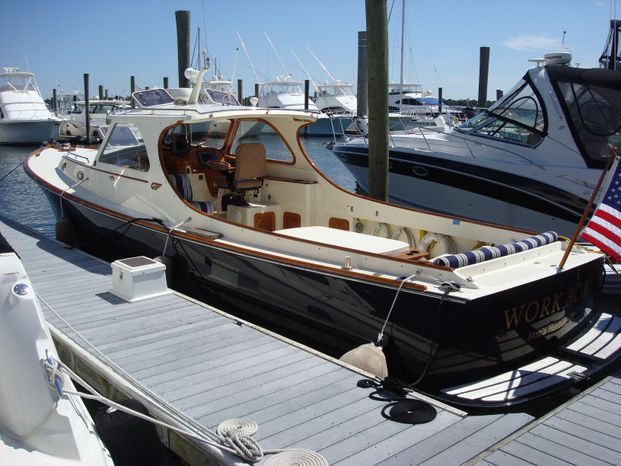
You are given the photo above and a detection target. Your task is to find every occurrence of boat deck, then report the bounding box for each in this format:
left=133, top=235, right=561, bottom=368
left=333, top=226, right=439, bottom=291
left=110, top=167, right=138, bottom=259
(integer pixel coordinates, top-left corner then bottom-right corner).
left=6, top=214, right=608, bottom=465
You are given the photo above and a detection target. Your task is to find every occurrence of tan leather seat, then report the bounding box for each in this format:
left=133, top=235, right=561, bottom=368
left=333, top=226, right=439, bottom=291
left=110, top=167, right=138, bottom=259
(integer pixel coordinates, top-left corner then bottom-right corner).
left=233, top=143, right=267, bottom=190
left=215, top=143, right=266, bottom=192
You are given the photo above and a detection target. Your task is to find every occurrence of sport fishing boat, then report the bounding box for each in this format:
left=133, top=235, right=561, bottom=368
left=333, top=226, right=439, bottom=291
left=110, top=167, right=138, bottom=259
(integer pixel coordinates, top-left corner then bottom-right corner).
left=0, top=234, right=114, bottom=465
left=25, top=68, right=621, bottom=408
left=0, top=67, right=61, bottom=145
left=332, top=57, right=621, bottom=237
left=260, top=75, right=351, bottom=136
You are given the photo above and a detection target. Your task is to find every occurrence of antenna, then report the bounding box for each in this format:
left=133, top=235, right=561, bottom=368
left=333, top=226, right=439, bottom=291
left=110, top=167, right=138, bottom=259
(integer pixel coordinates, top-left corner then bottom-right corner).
left=236, top=31, right=261, bottom=84
left=230, top=47, right=239, bottom=87
left=264, top=32, right=290, bottom=77
left=306, top=46, right=336, bottom=82
left=561, top=30, right=570, bottom=51
left=288, top=46, right=319, bottom=92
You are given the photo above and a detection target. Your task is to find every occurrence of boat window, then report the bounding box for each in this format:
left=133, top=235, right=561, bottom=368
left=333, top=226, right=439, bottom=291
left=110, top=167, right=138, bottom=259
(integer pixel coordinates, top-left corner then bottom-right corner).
left=554, top=80, right=621, bottom=165
left=456, top=82, right=545, bottom=145
left=98, top=123, right=149, bottom=171
left=187, top=119, right=231, bottom=148
left=230, top=120, right=294, bottom=162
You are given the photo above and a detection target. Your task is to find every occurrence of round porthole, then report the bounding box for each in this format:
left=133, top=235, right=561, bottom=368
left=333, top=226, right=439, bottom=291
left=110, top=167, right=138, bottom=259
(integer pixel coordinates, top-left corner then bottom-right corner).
left=77, top=171, right=85, bottom=180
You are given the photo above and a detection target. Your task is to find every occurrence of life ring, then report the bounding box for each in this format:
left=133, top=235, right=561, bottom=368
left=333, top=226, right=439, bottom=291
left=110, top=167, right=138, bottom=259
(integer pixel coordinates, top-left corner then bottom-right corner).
left=391, top=227, right=418, bottom=249
left=420, top=232, right=456, bottom=257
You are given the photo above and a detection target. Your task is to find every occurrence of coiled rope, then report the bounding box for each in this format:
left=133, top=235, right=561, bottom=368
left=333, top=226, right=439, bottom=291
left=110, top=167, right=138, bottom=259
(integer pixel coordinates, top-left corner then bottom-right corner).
left=45, top=353, right=264, bottom=462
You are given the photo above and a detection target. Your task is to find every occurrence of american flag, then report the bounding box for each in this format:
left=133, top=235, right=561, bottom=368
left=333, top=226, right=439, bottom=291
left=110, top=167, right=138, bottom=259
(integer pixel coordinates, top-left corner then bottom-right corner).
left=581, top=156, right=621, bottom=262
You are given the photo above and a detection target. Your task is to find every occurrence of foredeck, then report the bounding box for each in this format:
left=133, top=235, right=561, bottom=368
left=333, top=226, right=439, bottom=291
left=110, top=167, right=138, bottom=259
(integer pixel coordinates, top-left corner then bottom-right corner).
left=0, top=215, right=541, bottom=465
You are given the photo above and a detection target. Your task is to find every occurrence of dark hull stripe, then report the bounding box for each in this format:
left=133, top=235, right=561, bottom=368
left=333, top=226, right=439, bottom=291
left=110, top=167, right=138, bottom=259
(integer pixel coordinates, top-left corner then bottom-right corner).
left=334, top=145, right=589, bottom=224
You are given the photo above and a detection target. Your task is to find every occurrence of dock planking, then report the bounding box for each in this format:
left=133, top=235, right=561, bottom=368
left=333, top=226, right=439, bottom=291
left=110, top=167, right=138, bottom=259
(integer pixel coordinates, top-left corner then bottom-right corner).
left=473, top=368, right=621, bottom=466
left=1, top=215, right=536, bottom=465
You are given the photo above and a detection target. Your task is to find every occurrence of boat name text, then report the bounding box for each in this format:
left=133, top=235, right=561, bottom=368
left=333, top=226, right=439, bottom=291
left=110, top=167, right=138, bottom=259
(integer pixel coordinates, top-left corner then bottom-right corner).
left=503, top=277, right=595, bottom=330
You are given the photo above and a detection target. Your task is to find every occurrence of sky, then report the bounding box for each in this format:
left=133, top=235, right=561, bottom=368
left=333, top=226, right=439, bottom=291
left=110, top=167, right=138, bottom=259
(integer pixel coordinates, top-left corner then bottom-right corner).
left=1, top=0, right=618, bottom=102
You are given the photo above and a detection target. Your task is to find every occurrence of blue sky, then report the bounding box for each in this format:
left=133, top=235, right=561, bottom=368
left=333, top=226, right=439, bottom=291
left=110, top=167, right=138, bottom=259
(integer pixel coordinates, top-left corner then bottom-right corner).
left=1, top=0, right=617, bottom=101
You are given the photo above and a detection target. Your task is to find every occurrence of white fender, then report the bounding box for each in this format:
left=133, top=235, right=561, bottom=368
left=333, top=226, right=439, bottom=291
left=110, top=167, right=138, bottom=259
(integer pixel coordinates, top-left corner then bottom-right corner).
left=391, top=227, right=418, bottom=249
left=420, top=232, right=456, bottom=257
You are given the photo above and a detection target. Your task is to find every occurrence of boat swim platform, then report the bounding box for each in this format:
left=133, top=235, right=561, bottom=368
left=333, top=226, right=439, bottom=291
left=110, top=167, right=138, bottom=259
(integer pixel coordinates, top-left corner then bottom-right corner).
left=5, top=213, right=600, bottom=465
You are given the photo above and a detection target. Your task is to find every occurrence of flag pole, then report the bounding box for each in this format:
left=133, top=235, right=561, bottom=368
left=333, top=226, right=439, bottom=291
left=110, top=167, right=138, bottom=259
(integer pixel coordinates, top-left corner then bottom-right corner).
left=558, top=146, right=618, bottom=270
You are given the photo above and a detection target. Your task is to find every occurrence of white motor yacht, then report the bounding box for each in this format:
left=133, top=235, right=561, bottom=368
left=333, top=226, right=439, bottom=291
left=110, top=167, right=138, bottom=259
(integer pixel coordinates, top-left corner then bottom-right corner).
left=0, top=67, right=61, bottom=145
left=260, top=75, right=350, bottom=136
left=333, top=57, right=621, bottom=237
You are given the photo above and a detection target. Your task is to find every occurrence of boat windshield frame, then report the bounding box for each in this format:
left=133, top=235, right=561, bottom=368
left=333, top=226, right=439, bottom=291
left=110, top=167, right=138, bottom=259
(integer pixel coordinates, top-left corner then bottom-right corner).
left=454, top=75, right=547, bottom=147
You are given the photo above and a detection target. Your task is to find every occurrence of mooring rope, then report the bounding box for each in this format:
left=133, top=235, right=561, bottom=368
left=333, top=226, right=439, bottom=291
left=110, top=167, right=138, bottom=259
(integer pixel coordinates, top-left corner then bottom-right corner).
left=36, top=295, right=324, bottom=463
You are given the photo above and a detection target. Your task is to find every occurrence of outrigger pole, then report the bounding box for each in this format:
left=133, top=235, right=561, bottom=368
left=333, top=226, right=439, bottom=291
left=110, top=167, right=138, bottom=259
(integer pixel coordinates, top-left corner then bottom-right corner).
left=558, top=146, right=618, bottom=270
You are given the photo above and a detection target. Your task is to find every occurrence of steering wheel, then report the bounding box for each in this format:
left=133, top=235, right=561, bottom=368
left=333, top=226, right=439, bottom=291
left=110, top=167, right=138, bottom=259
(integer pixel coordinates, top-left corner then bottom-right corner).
left=206, top=159, right=231, bottom=171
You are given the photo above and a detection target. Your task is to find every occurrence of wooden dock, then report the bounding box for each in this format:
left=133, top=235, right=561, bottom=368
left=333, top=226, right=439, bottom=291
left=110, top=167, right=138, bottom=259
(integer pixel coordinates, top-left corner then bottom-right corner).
left=472, top=367, right=621, bottom=466
left=4, top=213, right=617, bottom=465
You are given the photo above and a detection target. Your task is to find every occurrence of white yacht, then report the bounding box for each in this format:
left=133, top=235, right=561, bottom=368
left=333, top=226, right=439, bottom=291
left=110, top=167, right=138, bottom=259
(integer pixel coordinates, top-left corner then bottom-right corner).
left=0, top=67, right=61, bottom=145
left=333, top=57, right=621, bottom=237
left=260, top=75, right=350, bottom=136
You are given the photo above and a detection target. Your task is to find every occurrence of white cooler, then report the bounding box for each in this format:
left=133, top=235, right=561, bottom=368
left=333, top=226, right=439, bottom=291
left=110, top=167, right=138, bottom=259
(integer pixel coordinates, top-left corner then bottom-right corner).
left=111, top=256, right=170, bottom=302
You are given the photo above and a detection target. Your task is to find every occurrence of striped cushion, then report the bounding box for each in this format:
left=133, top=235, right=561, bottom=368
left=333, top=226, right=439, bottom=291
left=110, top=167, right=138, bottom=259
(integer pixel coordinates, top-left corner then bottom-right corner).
left=191, top=201, right=215, bottom=214
left=432, top=231, right=558, bottom=268
left=168, top=174, right=193, bottom=200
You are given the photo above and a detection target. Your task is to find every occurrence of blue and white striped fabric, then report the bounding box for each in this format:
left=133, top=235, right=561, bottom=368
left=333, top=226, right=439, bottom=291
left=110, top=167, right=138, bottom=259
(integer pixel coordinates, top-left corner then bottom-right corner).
left=432, top=231, right=558, bottom=268
left=168, top=174, right=193, bottom=200
left=191, top=201, right=215, bottom=214
left=169, top=174, right=215, bottom=213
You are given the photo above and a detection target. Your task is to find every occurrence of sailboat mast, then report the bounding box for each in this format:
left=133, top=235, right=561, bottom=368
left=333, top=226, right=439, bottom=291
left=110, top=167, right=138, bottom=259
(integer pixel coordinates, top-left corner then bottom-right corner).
left=399, top=0, right=405, bottom=113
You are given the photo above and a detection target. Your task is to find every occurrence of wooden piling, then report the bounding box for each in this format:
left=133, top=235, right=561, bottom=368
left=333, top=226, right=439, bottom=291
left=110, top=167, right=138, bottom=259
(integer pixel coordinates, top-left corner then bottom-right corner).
left=478, top=46, right=490, bottom=108
left=84, top=73, right=90, bottom=145
left=237, top=79, right=242, bottom=104
left=175, top=10, right=191, bottom=88
left=130, top=76, right=135, bottom=108
left=98, top=85, right=104, bottom=100
left=356, top=31, right=368, bottom=118
left=163, top=77, right=169, bottom=89
left=365, top=0, right=389, bottom=202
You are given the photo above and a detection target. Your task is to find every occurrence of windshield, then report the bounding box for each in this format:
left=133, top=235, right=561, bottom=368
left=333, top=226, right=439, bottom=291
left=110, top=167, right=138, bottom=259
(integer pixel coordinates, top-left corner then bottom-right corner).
left=98, top=123, right=148, bottom=171
left=456, top=80, right=545, bottom=146
left=553, top=79, right=621, bottom=166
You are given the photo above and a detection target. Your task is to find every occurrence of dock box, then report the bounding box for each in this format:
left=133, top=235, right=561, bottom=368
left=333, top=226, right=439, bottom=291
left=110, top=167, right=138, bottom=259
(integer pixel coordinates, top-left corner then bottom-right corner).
left=111, top=256, right=169, bottom=302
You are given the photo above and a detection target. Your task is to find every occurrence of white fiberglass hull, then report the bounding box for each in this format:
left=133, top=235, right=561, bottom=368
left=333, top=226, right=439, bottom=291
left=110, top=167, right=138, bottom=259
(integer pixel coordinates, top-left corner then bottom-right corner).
left=0, top=119, right=60, bottom=145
